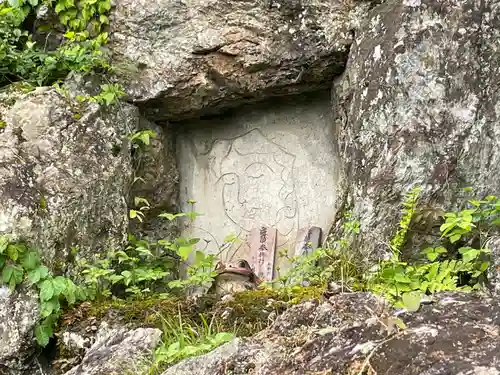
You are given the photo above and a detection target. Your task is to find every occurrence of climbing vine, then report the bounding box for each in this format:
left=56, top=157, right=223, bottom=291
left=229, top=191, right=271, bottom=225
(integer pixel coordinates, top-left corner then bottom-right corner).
left=1, top=0, right=112, bottom=88
left=0, top=235, right=86, bottom=346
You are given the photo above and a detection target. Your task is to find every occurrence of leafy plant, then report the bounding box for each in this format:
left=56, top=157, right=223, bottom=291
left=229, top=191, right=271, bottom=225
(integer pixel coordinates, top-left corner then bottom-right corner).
left=0, top=235, right=86, bottom=346
left=76, top=83, right=125, bottom=106
left=365, top=187, right=491, bottom=310
left=279, top=211, right=364, bottom=289
left=129, top=129, right=158, bottom=147
left=150, top=310, right=234, bottom=373
left=0, top=0, right=112, bottom=87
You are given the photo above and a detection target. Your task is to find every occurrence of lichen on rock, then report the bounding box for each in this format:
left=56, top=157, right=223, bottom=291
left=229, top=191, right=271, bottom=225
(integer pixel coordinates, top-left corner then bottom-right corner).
left=0, top=286, right=40, bottom=375
left=332, top=0, right=500, bottom=261
left=0, top=85, right=138, bottom=268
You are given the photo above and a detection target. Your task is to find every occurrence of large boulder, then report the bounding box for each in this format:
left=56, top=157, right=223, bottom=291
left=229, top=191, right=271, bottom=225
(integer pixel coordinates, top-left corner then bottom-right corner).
left=162, top=291, right=500, bottom=375
left=62, top=327, right=162, bottom=375
left=109, top=0, right=371, bottom=120
left=332, top=0, right=500, bottom=259
left=0, top=86, right=137, bottom=268
left=0, top=286, right=39, bottom=375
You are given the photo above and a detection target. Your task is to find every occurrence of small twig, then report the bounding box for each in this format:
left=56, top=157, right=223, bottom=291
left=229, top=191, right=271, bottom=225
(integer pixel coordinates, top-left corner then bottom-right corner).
left=356, top=332, right=403, bottom=375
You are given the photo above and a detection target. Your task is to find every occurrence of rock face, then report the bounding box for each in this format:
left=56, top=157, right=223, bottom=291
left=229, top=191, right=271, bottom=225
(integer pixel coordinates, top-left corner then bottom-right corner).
left=62, top=327, right=162, bottom=375
left=128, top=118, right=179, bottom=240
left=109, top=0, right=366, bottom=121
left=332, top=0, right=500, bottom=259
left=162, top=291, right=500, bottom=375
left=0, top=286, right=39, bottom=375
left=177, top=91, right=339, bottom=270
left=0, top=86, right=137, bottom=267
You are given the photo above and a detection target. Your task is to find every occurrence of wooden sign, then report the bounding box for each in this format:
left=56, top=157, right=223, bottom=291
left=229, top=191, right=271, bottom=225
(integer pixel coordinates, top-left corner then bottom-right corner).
left=249, top=226, right=277, bottom=281
left=294, top=226, right=322, bottom=258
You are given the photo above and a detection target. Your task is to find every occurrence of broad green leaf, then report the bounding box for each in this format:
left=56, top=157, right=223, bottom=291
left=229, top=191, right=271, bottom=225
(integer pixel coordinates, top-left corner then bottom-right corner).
left=21, top=251, right=40, bottom=270
left=0, top=237, right=8, bottom=254
left=35, top=322, right=52, bottom=347
left=2, top=265, right=23, bottom=289
left=63, top=279, right=77, bottom=305
left=402, top=292, right=421, bottom=312
left=7, top=0, right=22, bottom=7
left=394, top=273, right=412, bottom=283
left=52, top=276, right=67, bottom=296
left=55, top=2, right=66, bottom=12
left=194, top=250, right=205, bottom=265
left=178, top=246, right=192, bottom=261
left=7, top=244, right=21, bottom=261
left=28, top=265, right=49, bottom=284
left=40, top=297, right=60, bottom=318
left=108, top=274, right=124, bottom=284
left=39, top=279, right=54, bottom=302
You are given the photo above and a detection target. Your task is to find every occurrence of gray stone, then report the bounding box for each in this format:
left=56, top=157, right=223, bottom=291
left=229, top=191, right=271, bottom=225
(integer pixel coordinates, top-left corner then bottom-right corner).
left=485, top=236, right=500, bottom=296
left=294, top=226, right=322, bottom=257
left=108, top=0, right=370, bottom=120
left=162, top=291, right=500, bottom=375
left=0, top=86, right=137, bottom=267
left=63, top=327, right=162, bottom=375
left=0, top=286, right=39, bottom=375
left=332, top=0, right=500, bottom=260
left=176, top=92, right=340, bottom=274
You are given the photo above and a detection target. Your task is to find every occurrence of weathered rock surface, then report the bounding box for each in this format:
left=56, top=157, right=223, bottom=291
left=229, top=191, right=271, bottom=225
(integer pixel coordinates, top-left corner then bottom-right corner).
left=332, top=0, right=500, bottom=259
left=0, top=286, right=39, bottom=375
left=109, top=0, right=370, bottom=121
left=0, top=86, right=137, bottom=267
left=162, top=291, right=500, bottom=375
left=62, top=327, right=162, bottom=375
left=128, top=118, right=179, bottom=240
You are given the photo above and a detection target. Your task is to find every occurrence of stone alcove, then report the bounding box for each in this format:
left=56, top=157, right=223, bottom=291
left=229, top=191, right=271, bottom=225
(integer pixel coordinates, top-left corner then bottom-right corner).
left=173, top=89, right=340, bottom=277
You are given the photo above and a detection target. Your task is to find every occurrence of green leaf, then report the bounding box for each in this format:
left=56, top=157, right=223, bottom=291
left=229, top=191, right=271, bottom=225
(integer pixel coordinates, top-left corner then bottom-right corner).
left=158, top=212, right=185, bottom=221
left=394, top=273, right=412, bottom=283
left=63, top=279, right=77, bottom=305
left=0, top=237, right=8, bottom=254
left=39, top=279, right=54, bottom=302
left=35, top=322, right=52, bottom=347
left=28, top=266, right=49, bottom=285
left=40, top=297, right=60, bottom=318
left=402, top=292, right=421, bottom=312
left=2, top=265, right=23, bottom=290
left=52, top=276, right=67, bottom=296
left=194, top=250, right=206, bottom=265
left=6, top=243, right=23, bottom=261
left=21, top=251, right=40, bottom=270
left=178, top=246, right=192, bottom=261
left=0, top=256, right=4, bottom=269
left=7, top=0, right=22, bottom=7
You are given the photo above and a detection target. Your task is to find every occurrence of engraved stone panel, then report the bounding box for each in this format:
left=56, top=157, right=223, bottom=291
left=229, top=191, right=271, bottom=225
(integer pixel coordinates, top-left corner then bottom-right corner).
left=177, top=91, right=340, bottom=274
left=294, top=226, right=322, bottom=258
left=249, top=226, right=277, bottom=281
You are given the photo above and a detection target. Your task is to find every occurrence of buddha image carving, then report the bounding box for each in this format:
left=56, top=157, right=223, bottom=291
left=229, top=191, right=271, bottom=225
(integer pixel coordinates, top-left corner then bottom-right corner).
left=209, top=129, right=298, bottom=236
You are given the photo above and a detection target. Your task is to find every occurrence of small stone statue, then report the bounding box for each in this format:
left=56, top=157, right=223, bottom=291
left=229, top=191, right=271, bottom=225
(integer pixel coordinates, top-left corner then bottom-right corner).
left=208, top=259, right=262, bottom=296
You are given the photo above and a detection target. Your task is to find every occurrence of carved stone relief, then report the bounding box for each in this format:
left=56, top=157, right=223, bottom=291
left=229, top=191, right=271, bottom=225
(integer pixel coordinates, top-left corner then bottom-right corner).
left=176, top=91, right=340, bottom=274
